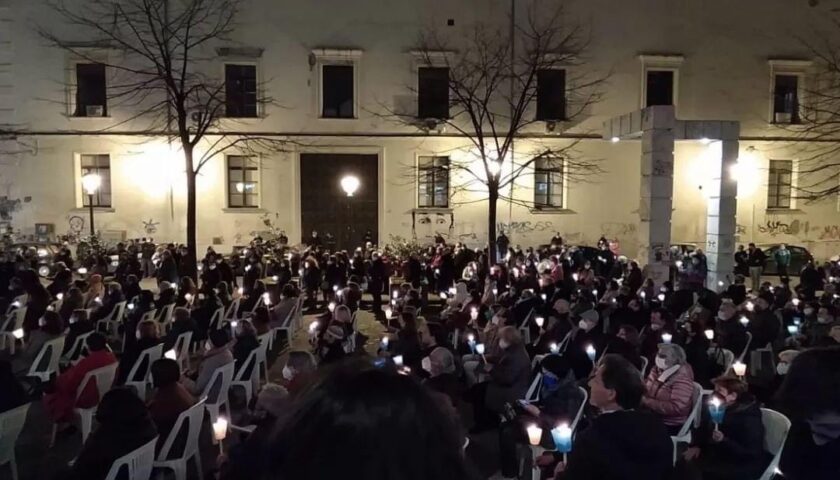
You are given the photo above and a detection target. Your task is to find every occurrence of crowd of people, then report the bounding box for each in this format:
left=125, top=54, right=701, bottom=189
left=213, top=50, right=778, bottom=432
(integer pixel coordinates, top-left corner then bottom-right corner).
left=0, top=233, right=838, bottom=480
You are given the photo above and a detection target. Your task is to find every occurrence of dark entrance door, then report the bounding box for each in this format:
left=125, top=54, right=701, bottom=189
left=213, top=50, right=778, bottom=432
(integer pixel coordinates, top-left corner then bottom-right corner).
left=300, top=153, right=378, bottom=252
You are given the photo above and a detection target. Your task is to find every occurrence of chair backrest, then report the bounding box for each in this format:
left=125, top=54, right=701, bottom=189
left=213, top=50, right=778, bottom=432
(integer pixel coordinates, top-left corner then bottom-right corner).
left=5, top=294, right=27, bottom=315
left=250, top=295, right=265, bottom=313
left=234, top=348, right=259, bottom=383
left=157, top=398, right=206, bottom=462
left=173, top=331, right=192, bottom=360
left=281, top=302, right=297, bottom=328
left=105, top=301, right=127, bottom=323
left=208, top=307, right=225, bottom=331
left=758, top=408, right=791, bottom=480
left=201, top=361, right=234, bottom=406
left=76, top=363, right=118, bottom=404
left=525, top=372, right=542, bottom=401
left=570, top=386, right=589, bottom=432
left=27, top=336, right=66, bottom=380
left=639, top=356, right=649, bottom=378
left=0, top=403, right=30, bottom=463
left=2, top=307, right=27, bottom=333
left=676, top=382, right=704, bottom=437
left=224, top=298, right=240, bottom=320
left=739, top=331, right=754, bottom=361
left=63, top=331, right=94, bottom=364
left=140, top=309, right=157, bottom=323
left=105, top=436, right=157, bottom=480
left=157, top=304, right=175, bottom=326
left=708, top=347, right=735, bottom=371
left=127, top=343, right=164, bottom=384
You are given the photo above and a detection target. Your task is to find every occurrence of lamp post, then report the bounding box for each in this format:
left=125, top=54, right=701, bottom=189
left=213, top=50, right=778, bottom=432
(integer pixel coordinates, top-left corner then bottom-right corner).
left=340, top=175, right=360, bottom=248
left=81, top=173, right=101, bottom=236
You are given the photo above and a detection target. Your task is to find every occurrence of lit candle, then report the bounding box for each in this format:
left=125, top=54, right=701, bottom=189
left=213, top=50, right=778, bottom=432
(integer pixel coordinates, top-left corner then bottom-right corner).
left=308, top=321, right=319, bottom=334
left=471, top=308, right=479, bottom=321
left=551, top=423, right=573, bottom=455
left=704, top=329, right=714, bottom=340
left=676, top=260, right=683, bottom=268
left=549, top=342, right=560, bottom=354
left=393, top=355, right=404, bottom=367
left=56, top=293, right=64, bottom=301
left=640, top=291, right=647, bottom=299
left=298, top=268, right=304, bottom=276
left=333, top=285, right=339, bottom=293
left=476, top=343, right=486, bottom=362
left=12, top=328, right=24, bottom=340
left=381, top=336, right=389, bottom=350
left=440, top=292, right=448, bottom=300
left=541, top=293, right=547, bottom=301
left=787, top=325, right=799, bottom=335
left=128, top=303, right=135, bottom=311
left=213, top=417, right=228, bottom=447
left=164, top=349, right=177, bottom=360
left=792, top=298, right=800, bottom=306
left=657, top=293, right=665, bottom=302
left=245, top=265, right=252, bottom=272
left=272, top=275, right=279, bottom=282
left=262, top=292, right=272, bottom=306
left=585, top=344, right=596, bottom=362
left=448, top=287, right=456, bottom=295
left=184, top=293, right=193, bottom=303
left=526, top=424, right=543, bottom=446
left=717, top=280, right=724, bottom=287
left=572, top=273, right=579, bottom=282
left=739, top=316, right=750, bottom=326
left=733, top=361, right=747, bottom=377
left=535, top=316, right=545, bottom=328
left=793, top=317, right=801, bottom=326
left=592, top=289, right=598, bottom=297
left=328, top=302, right=336, bottom=313
left=746, top=301, right=755, bottom=312
left=661, top=333, right=673, bottom=344
left=708, top=397, right=726, bottom=430
left=468, top=334, right=476, bottom=354
left=237, top=287, right=244, bottom=295
left=78, top=267, right=88, bottom=275
left=492, top=288, right=498, bottom=296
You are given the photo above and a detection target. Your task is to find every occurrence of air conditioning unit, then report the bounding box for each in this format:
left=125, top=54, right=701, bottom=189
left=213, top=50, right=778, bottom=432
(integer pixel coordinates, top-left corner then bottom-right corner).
left=545, top=120, right=558, bottom=133
left=421, top=118, right=446, bottom=134
left=86, top=105, right=105, bottom=117
left=774, top=112, right=792, bottom=124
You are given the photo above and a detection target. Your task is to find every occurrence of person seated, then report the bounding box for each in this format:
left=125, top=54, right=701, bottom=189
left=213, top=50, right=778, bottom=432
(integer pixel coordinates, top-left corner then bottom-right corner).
left=175, top=276, right=198, bottom=307
left=316, top=324, right=346, bottom=365
left=155, top=281, right=177, bottom=310
left=676, top=318, right=714, bottom=387
left=395, top=312, right=423, bottom=370
left=725, top=275, right=748, bottom=306
left=714, top=300, right=748, bottom=356
left=474, top=326, right=530, bottom=430
left=802, top=306, right=835, bottom=347
left=548, top=354, right=673, bottom=479
left=232, top=319, right=260, bottom=374
left=82, top=274, right=104, bottom=309
left=776, top=347, right=840, bottom=479
left=116, top=320, right=162, bottom=385
left=0, top=359, right=27, bottom=414
left=62, top=309, right=94, bottom=356
left=641, top=343, right=696, bottom=434
left=245, top=359, right=468, bottom=480
left=567, top=309, right=607, bottom=380
left=499, top=355, right=584, bottom=479
left=422, top=346, right=461, bottom=409
left=12, top=310, right=64, bottom=376
left=280, top=350, right=317, bottom=397
left=54, top=387, right=157, bottom=480
left=44, top=333, right=117, bottom=423
left=162, top=307, right=196, bottom=351
left=640, top=308, right=674, bottom=363
left=251, top=306, right=272, bottom=336
left=269, top=284, right=298, bottom=328
left=216, top=281, right=233, bottom=308
left=122, top=274, right=142, bottom=305
left=183, top=328, right=233, bottom=396
left=191, top=287, right=223, bottom=341
left=147, top=358, right=196, bottom=448
left=47, top=269, right=73, bottom=299
left=90, top=282, right=125, bottom=323
left=749, top=293, right=781, bottom=351
left=815, top=320, right=840, bottom=347
left=682, top=375, right=771, bottom=480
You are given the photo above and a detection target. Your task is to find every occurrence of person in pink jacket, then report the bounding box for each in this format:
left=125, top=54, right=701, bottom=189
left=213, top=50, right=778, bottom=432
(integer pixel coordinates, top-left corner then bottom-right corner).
left=641, top=343, right=696, bottom=434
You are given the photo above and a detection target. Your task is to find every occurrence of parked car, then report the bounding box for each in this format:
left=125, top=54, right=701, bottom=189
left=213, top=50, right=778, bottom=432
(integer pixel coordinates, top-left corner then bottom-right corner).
left=10, top=242, right=63, bottom=277
left=760, top=244, right=813, bottom=275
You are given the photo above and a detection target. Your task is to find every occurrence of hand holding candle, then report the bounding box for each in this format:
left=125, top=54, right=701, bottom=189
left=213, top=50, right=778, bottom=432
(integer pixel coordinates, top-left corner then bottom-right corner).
left=551, top=423, right=573, bottom=462
left=467, top=333, right=476, bottom=354
left=585, top=344, right=596, bottom=362
left=476, top=343, right=486, bottom=362
left=526, top=424, right=543, bottom=446
left=549, top=342, right=560, bottom=354
left=535, top=316, right=545, bottom=328
left=661, top=333, right=672, bottom=344
left=381, top=336, right=390, bottom=351
left=704, top=329, right=714, bottom=340
left=732, top=361, right=746, bottom=377
left=164, top=349, right=177, bottom=360
left=708, top=397, right=726, bottom=430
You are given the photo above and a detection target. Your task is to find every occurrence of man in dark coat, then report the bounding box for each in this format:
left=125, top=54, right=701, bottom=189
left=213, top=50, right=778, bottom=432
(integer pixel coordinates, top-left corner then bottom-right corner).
left=367, top=252, right=386, bottom=313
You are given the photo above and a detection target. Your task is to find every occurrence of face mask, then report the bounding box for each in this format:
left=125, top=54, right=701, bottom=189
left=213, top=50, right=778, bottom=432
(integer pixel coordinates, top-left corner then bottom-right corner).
left=776, top=363, right=789, bottom=375
left=421, top=357, right=432, bottom=373
left=491, top=315, right=501, bottom=326
left=136, top=330, right=142, bottom=340
left=282, top=365, right=294, bottom=381
left=650, top=323, right=662, bottom=331
left=578, top=320, right=589, bottom=331
left=817, top=316, right=831, bottom=324
left=38, top=318, right=46, bottom=328
left=209, top=264, right=216, bottom=270
left=718, top=311, right=732, bottom=321
left=542, top=373, right=560, bottom=391
left=655, top=357, right=668, bottom=370
left=499, top=340, right=510, bottom=349
left=205, top=341, right=213, bottom=352
left=804, top=308, right=814, bottom=316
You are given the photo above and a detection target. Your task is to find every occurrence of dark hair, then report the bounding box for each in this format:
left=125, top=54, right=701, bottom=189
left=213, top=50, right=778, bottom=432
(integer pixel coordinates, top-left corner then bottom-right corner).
left=712, top=375, right=748, bottom=397
left=151, top=358, right=181, bottom=388
left=95, top=387, right=151, bottom=426
left=775, top=347, right=840, bottom=419
left=209, top=328, right=230, bottom=348
left=41, top=311, right=64, bottom=335
left=253, top=307, right=270, bottom=327
left=599, top=354, right=644, bottom=410
left=174, top=307, right=190, bottom=323
left=85, top=332, right=107, bottom=352
left=265, top=359, right=467, bottom=480
left=281, top=283, right=298, bottom=298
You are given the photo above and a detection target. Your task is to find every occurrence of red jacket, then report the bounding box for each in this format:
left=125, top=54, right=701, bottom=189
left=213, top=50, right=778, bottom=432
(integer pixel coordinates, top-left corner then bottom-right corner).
left=642, top=363, right=696, bottom=427
left=44, top=350, right=117, bottom=422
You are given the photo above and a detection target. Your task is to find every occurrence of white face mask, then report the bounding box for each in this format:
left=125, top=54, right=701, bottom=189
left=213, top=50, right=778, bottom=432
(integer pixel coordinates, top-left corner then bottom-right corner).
left=499, top=340, right=510, bottom=349
left=650, top=323, right=662, bottom=331
left=776, top=363, right=789, bottom=376
left=38, top=318, right=46, bottom=328
left=804, top=308, right=814, bottom=316
left=421, top=357, right=432, bottom=373
left=655, top=357, right=669, bottom=370
left=282, top=365, right=294, bottom=381
left=136, top=330, right=142, bottom=340
left=491, top=315, right=501, bottom=326
left=817, top=316, right=831, bottom=324
left=578, top=320, right=589, bottom=331
left=205, top=341, right=213, bottom=352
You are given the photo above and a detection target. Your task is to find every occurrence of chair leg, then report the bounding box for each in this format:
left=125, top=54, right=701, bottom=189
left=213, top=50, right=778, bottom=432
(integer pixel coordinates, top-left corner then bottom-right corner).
left=79, top=412, right=93, bottom=444
left=10, top=455, right=18, bottom=480
left=49, top=422, right=58, bottom=448
left=194, top=452, right=203, bottom=480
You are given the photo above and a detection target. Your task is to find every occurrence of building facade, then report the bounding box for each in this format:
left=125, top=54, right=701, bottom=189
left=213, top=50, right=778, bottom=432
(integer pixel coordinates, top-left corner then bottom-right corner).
left=1, top=0, right=840, bottom=264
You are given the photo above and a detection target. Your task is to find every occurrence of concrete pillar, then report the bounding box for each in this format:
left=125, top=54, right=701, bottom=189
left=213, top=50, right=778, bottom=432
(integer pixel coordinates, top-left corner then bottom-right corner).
left=704, top=129, right=739, bottom=290
left=637, top=106, right=675, bottom=286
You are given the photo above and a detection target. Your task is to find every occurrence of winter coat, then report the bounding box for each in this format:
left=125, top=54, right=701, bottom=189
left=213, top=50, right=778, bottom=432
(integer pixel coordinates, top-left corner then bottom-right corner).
left=642, top=363, right=696, bottom=427
left=44, top=349, right=117, bottom=422
left=485, top=344, right=531, bottom=413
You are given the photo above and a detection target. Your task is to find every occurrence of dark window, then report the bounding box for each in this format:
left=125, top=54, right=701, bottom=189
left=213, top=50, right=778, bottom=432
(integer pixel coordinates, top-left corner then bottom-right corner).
left=418, top=156, right=449, bottom=208
left=773, top=75, right=799, bottom=123
left=80, top=154, right=112, bottom=207
left=227, top=156, right=260, bottom=208
left=75, top=64, right=107, bottom=117
left=534, top=157, right=564, bottom=208
left=767, top=160, right=793, bottom=209
left=225, top=64, right=258, bottom=118
left=418, top=67, right=449, bottom=119
left=646, top=70, right=674, bottom=107
left=536, top=69, right=567, bottom=120
left=322, top=65, right=354, bottom=118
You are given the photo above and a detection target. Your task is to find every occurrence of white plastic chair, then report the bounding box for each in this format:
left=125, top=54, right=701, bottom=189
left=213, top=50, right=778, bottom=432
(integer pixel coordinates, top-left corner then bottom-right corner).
left=274, top=302, right=298, bottom=350
left=156, top=304, right=175, bottom=333
left=105, top=437, right=157, bottom=480
left=172, top=331, right=193, bottom=373
left=256, top=333, right=271, bottom=382
left=739, top=331, right=754, bottom=362
left=224, top=298, right=240, bottom=322
left=524, top=372, right=543, bottom=402
left=758, top=408, right=791, bottom=480
left=126, top=343, right=164, bottom=400
left=670, top=382, right=704, bottom=465
left=0, top=403, right=30, bottom=480
left=0, top=307, right=27, bottom=354
left=232, top=349, right=260, bottom=406
left=26, top=336, right=66, bottom=383
left=153, top=398, right=205, bottom=480
left=293, top=296, right=304, bottom=330
left=518, top=308, right=535, bottom=344
left=524, top=387, right=589, bottom=480
left=201, top=361, right=234, bottom=426
left=50, top=363, right=118, bottom=446
left=61, top=331, right=94, bottom=367
left=639, top=356, right=649, bottom=379
left=708, top=347, right=735, bottom=372
left=207, top=307, right=225, bottom=332
left=96, top=301, right=127, bottom=339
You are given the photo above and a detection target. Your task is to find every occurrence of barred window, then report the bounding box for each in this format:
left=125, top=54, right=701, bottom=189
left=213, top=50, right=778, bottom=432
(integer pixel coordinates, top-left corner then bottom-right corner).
left=80, top=154, right=112, bottom=207
left=418, top=156, right=449, bottom=208
left=227, top=155, right=260, bottom=208
left=534, top=157, right=564, bottom=208
left=767, top=160, right=792, bottom=209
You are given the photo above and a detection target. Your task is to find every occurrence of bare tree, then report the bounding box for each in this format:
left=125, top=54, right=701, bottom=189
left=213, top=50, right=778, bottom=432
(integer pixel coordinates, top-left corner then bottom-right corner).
left=380, top=5, right=606, bottom=263
left=39, top=0, right=290, bottom=279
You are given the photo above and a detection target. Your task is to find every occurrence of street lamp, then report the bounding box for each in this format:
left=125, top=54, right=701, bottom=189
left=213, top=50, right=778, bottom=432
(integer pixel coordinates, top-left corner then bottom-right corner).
left=81, top=173, right=101, bottom=236
left=340, top=175, right=360, bottom=249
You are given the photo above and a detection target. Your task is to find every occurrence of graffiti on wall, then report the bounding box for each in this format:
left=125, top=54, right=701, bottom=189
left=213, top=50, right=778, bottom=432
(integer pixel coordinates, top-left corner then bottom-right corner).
left=735, top=224, right=747, bottom=235
left=819, top=225, right=840, bottom=240
left=600, top=222, right=637, bottom=238
left=497, top=221, right=554, bottom=235
left=757, top=219, right=810, bottom=237
left=142, top=218, right=159, bottom=235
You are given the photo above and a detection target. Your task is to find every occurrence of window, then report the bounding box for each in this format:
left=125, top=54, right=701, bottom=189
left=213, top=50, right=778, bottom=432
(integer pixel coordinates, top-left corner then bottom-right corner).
left=767, top=160, right=793, bottom=209
left=80, top=154, right=112, bottom=207
left=74, top=64, right=107, bottom=117
left=225, top=64, right=258, bottom=118
left=418, top=156, right=449, bottom=208
left=227, top=155, right=260, bottom=208
left=322, top=65, right=355, bottom=118
left=536, top=69, right=567, bottom=121
left=418, top=67, right=449, bottom=119
left=773, top=75, right=799, bottom=124
left=645, top=70, right=674, bottom=106
left=534, top=157, right=564, bottom=208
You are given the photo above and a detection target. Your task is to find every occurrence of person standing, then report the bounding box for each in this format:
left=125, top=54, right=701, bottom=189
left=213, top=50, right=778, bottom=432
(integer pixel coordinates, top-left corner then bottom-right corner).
left=368, top=251, right=386, bottom=313
left=746, top=243, right=766, bottom=292
left=774, top=244, right=791, bottom=281
left=496, top=231, right=510, bottom=261
left=734, top=245, right=748, bottom=277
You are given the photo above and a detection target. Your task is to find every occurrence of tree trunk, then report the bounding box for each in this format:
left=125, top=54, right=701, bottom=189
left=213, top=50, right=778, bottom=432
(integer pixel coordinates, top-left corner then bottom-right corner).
left=184, top=147, right=198, bottom=281
left=488, top=184, right=498, bottom=269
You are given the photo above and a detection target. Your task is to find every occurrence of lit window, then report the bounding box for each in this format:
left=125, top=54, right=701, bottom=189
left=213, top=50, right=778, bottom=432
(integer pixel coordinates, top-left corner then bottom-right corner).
left=767, top=160, right=793, bottom=209
left=75, top=64, right=107, bottom=117
left=80, top=154, right=111, bottom=207
left=418, top=156, right=449, bottom=208
left=227, top=155, right=260, bottom=208
left=534, top=157, right=564, bottom=208
left=225, top=64, right=258, bottom=118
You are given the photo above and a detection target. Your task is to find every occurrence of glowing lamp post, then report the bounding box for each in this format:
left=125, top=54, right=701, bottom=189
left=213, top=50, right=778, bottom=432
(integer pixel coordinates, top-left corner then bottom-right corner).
left=340, top=175, right=361, bottom=249
left=81, top=173, right=101, bottom=236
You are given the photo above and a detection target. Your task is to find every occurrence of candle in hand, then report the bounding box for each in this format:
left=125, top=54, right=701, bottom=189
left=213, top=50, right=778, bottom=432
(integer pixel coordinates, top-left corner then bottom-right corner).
left=708, top=397, right=726, bottom=429
left=213, top=417, right=228, bottom=441
left=393, top=355, right=404, bottom=367
left=308, top=321, right=319, bottom=334
left=526, top=424, right=543, bottom=446
left=787, top=325, right=799, bottom=335
left=164, top=349, right=177, bottom=360
left=12, top=328, right=24, bottom=340
left=704, top=329, right=714, bottom=340
left=535, top=316, right=545, bottom=328
left=475, top=343, right=485, bottom=355
left=551, top=423, right=573, bottom=453
left=658, top=293, right=665, bottom=302
left=733, top=361, right=747, bottom=377
left=746, top=301, right=754, bottom=312
left=549, top=342, right=560, bottom=354
left=739, top=316, right=749, bottom=326
left=381, top=336, right=390, bottom=350
left=661, top=333, right=672, bottom=344
left=328, top=302, right=336, bottom=313
left=585, top=344, right=596, bottom=362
